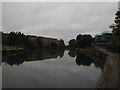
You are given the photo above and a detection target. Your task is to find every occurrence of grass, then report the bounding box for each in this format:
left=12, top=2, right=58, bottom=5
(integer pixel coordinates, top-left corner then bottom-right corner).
left=2, top=46, right=24, bottom=50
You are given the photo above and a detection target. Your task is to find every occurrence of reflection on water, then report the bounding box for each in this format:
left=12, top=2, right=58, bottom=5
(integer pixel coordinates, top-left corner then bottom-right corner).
left=2, top=49, right=107, bottom=88
left=68, top=50, right=106, bottom=71
left=0, top=66, right=1, bottom=90
left=2, top=49, right=65, bottom=66
left=3, top=49, right=106, bottom=71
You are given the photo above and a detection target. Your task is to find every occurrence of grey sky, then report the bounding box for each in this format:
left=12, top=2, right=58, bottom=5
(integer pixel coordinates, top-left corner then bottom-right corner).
left=2, top=2, right=118, bottom=45
left=0, top=2, right=1, bottom=31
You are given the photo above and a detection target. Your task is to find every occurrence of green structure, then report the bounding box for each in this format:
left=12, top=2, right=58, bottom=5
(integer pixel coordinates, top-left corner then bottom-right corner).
left=92, top=32, right=112, bottom=46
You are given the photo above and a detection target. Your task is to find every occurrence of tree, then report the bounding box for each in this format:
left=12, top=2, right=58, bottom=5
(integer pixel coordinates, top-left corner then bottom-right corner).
left=76, top=34, right=82, bottom=41
left=76, top=34, right=83, bottom=48
left=83, top=34, right=93, bottom=46
left=69, top=39, right=77, bottom=47
left=8, top=31, right=17, bottom=46
left=59, top=39, right=65, bottom=47
left=36, top=37, right=44, bottom=48
left=109, top=10, right=120, bottom=51
left=76, top=34, right=92, bottom=48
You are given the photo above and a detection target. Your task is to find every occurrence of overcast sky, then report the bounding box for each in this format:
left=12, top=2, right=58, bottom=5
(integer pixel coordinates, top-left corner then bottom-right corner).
left=0, top=2, right=1, bottom=31
left=2, top=2, right=118, bottom=45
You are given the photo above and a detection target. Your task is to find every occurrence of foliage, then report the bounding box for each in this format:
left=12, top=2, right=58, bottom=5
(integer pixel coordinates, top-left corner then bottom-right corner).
left=69, top=39, right=77, bottom=48
left=109, top=11, right=120, bottom=51
left=68, top=34, right=93, bottom=48
left=2, top=31, right=65, bottom=50
left=76, top=34, right=92, bottom=48
left=59, top=39, right=65, bottom=47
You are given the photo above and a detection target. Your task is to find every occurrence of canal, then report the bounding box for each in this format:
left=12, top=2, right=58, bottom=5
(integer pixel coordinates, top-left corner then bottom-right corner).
left=2, top=50, right=106, bottom=88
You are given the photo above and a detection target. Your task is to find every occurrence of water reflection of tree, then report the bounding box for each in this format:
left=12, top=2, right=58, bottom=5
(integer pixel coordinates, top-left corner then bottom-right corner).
left=2, top=49, right=65, bottom=66
left=75, top=52, right=93, bottom=66
left=2, top=49, right=106, bottom=71
left=68, top=50, right=106, bottom=71
left=68, top=50, right=77, bottom=57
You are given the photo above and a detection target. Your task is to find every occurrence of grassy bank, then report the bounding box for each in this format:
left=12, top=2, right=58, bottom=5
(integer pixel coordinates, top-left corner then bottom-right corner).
left=2, top=46, right=24, bottom=51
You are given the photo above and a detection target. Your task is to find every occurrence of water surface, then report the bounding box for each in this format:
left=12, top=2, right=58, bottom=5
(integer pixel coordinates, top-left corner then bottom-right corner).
left=2, top=50, right=106, bottom=88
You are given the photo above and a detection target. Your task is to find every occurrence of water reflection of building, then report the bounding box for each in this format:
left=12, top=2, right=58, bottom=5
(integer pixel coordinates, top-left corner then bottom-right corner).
left=2, top=50, right=65, bottom=66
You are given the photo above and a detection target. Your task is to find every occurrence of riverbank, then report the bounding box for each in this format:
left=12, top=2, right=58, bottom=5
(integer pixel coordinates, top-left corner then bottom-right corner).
left=96, top=50, right=119, bottom=88
left=2, top=46, right=119, bottom=88
left=2, top=46, right=24, bottom=51
left=2, top=46, right=25, bottom=56
left=75, top=46, right=119, bottom=88
left=2, top=48, right=24, bottom=52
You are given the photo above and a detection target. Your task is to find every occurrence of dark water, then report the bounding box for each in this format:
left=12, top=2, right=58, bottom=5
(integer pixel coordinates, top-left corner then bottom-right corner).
left=2, top=49, right=106, bottom=88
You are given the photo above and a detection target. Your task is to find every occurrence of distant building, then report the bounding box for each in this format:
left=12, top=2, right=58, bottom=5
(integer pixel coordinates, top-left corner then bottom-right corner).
left=92, top=32, right=112, bottom=46
left=27, top=35, right=60, bottom=47
left=41, top=37, right=60, bottom=46
left=2, top=32, right=61, bottom=47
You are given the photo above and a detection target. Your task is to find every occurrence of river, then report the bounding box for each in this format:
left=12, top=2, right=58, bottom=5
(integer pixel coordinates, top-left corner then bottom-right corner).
left=2, top=49, right=106, bottom=88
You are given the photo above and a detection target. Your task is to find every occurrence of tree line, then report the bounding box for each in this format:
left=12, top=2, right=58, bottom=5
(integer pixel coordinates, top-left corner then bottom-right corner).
left=2, top=32, right=30, bottom=48
left=68, top=10, right=120, bottom=52
left=2, top=31, right=65, bottom=50
left=109, top=10, right=120, bottom=52
left=68, top=34, right=93, bottom=49
left=2, top=10, right=119, bottom=52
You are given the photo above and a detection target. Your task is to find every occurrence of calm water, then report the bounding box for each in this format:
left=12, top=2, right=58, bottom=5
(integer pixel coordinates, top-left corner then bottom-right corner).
left=2, top=49, right=106, bottom=88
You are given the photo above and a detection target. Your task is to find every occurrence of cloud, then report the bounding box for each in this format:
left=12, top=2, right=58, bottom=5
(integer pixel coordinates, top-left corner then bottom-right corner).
left=0, top=2, right=2, bottom=31
left=2, top=2, right=118, bottom=44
